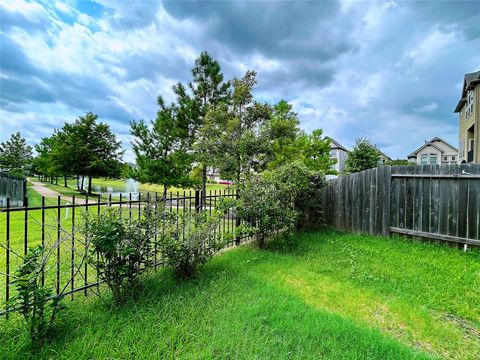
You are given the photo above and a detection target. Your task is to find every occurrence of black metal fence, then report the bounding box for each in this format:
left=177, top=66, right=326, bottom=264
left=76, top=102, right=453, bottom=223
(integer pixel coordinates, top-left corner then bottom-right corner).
left=0, top=189, right=246, bottom=317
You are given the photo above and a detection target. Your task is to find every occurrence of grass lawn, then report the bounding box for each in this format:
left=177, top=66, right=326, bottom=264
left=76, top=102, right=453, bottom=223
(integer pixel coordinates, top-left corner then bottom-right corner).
left=1, top=230, right=479, bottom=359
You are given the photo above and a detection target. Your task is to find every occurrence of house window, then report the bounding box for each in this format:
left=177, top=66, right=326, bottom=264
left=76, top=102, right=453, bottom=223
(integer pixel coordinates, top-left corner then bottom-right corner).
left=443, top=156, right=448, bottom=162
left=330, top=149, right=336, bottom=158
left=420, top=154, right=428, bottom=165
left=466, top=89, right=474, bottom=119
left=429, top=154, right=437, bottom=165
left=460, top=139, right=465, bottom=158
left=451, top=156, right=456, bottom=161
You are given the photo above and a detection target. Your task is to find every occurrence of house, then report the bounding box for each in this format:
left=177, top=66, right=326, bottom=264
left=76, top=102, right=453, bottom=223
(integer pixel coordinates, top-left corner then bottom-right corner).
left=375, top=146, right=391, bottom=165
left=327, top=137, right=349, bottom=174
left=454, top=70, right=480, bottom=163
left=407, top=137, right=458, bottom=165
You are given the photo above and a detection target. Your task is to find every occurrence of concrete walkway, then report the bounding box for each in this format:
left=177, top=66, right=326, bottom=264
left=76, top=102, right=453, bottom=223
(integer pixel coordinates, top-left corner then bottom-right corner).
left=29, top=179, right=92, bottom=204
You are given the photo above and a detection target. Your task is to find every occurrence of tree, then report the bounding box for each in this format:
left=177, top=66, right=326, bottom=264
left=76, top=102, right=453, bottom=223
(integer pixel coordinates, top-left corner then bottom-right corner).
left=0, top=132, right=32, bottom=175
left=55, top=113, right=124, bottom=194
left=385, top=159, right=410, bottom=166
left=198, top=71, right=272, bottom=183
left=176, top=52, right=230, bottom=199
left=299, top=129, right=336, bottom=174
left=33, top=135, right=60, bottom=182
left=131, top=98, right=193, bottom=198
left=264, top=100, right=303, bottom=169
left=345, top=137, right=380, bottom=173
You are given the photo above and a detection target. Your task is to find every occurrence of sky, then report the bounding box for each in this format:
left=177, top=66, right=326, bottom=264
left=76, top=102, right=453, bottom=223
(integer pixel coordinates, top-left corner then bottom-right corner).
left=1, top=0, right=479, bottom=162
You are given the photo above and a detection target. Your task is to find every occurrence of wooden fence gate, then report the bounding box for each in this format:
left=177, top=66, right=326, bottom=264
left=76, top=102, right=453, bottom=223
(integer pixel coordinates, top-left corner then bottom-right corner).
left=320, top=164, right=480, bottom=246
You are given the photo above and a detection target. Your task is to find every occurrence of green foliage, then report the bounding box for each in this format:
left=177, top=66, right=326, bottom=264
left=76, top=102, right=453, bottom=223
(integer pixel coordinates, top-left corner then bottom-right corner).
left=199, top=71, right=273, bottom=182
left=345, top=137, right=381, bottom=173
left=34, top=113, right=124, bottom=193
left=237, top=162, right=326, bottom=248
left=160, top=204, right=234, bottom=279
left=264, top=100, right=303, bottom=169
left=298, top=129, right=336, bottom=173
left=386, top=159, right=410, bottom=166
left=0, top=132, right=33, bottom=175
left=265, top=161, right=327, bottom=229
left=83, top=203, right=160, bottom=304
left=9, top=245, right=64, bottom=347
left=131, top=99, right=194, bottom=196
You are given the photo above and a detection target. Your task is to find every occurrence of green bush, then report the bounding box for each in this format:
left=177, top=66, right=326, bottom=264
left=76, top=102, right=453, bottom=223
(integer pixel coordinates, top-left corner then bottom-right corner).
left=9, top=245, right=64, bottom=347
left=237, top=162, right=326, bottom=247
left=82, top=202, right=161, bottom=304
left=160, top=202, right=234, bottom=279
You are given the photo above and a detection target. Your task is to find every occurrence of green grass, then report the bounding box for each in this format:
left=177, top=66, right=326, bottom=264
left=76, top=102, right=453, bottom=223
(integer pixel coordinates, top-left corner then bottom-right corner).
left=1, top=230, right=479, bottom=359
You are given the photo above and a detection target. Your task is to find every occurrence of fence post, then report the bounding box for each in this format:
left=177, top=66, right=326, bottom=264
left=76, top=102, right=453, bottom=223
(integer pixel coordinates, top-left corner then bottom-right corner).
left=383, top=165, right=392, bottom=237
left=194, top=189, right=201, bottom=212
left=235, top=189, right=241, bottom=245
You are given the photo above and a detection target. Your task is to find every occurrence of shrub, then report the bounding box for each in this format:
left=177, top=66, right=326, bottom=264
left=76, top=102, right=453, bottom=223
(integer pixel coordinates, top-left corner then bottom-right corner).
left=9, top=245, right=64, bottom=347
left=83, top=201, right=161, bottom=304
left=160, top=202, right=234, bottom=279
left=237, top=162, right=326, bottom=247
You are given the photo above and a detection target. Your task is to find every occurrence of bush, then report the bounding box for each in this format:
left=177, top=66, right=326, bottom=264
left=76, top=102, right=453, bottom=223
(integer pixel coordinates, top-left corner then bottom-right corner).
left=160, top=201, right=234, bottom=279
left=237, top=162, right=326, bottom=247
left=82, top=201, right=161, bottom=304
left=9, top=245, right=64, bottom=347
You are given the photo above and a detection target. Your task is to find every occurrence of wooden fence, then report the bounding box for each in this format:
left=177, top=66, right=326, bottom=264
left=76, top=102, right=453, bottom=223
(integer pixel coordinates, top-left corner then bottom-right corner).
left=320, top=164, right=480, bottom=246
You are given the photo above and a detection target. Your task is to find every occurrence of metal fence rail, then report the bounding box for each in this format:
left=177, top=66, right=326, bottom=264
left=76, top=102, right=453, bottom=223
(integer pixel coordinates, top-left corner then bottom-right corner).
left=0, top=189, right=245, bottom=317
left=321, top=164, right=480, bottom=246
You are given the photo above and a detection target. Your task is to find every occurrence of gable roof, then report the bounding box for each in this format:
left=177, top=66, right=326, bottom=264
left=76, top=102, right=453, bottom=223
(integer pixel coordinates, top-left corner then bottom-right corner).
left=374, top=146, right=391, bottom=161
left=408, top=137, right=458, bottom=157
left=326, top=137, right=349, bottom=152
left=454, top=71, right=480, bottom=113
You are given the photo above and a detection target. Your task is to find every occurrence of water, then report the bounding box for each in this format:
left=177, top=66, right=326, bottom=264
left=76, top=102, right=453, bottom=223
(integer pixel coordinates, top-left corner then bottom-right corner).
left=83, top=178, right=141, bottom=200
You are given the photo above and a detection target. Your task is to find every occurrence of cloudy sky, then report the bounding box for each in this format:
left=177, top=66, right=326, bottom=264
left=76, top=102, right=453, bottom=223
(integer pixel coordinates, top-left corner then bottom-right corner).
left=1, top=0, right=479, bottom=162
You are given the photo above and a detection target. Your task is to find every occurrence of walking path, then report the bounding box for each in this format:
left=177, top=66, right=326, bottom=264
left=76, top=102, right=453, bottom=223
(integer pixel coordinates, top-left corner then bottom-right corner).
left=29, top=180, right=92, bottom=204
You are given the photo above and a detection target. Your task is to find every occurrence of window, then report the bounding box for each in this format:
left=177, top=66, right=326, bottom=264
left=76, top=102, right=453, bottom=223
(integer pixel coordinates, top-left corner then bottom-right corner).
left=460, top=139, right=465, bottom=158
left=420, top=154, right=428, bottom=165
left=466, top=89, right=474, bottom=119
left=429, top=154, right=437, bottom=165
left=330, top=149, right=336, bottom=158
left=451, top=156, right=456, bottom=161
left=443, top=156, right=448, bottom=162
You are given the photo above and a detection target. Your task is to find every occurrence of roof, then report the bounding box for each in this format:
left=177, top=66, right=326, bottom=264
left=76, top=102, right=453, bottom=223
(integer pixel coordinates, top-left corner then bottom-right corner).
left=407, top=137, right=458, bottom=157
left=326, top=137, right=349, bottom=152
left=375, top=146, right=391, bottom=161
left=454, top=71, right=480, bottom=113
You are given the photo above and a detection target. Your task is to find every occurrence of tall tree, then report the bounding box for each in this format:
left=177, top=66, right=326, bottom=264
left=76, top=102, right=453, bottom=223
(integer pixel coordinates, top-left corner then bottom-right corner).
left=299, top=129, right=336, bottom=174
left=33, top=135, right=60, bottom=182
left=175, top=52, right=230, bottom=198
left=131, top=98, right=193, bottom=198
left=0, top=132, right=33, bottom=175
left=55, top=112, right=124, bottom=194
left=264, top=100, right=303, bottom=169
left=345, top=137, right=380, bottom=173
left=198, top=71, right=272, bottom=183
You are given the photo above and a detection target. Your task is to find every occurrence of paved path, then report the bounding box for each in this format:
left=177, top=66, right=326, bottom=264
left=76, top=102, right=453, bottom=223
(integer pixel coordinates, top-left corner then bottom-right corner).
left=29, top=180, right=92, bottom=204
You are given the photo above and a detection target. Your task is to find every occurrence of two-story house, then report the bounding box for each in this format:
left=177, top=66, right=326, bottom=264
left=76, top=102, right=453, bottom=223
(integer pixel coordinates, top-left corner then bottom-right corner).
left=454, top=71, right=480, bottom=163
left=327, top=137, right=349, bottom=174
left=407, top=137, right=458, bottom=165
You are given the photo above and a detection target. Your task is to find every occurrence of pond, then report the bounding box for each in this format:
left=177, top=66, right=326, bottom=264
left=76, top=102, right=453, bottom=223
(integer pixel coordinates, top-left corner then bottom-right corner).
left=82, top=178, right=141, bottom=200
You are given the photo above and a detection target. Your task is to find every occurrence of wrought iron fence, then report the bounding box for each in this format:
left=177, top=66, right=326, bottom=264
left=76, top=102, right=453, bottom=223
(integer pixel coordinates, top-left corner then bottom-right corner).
left=0, top=189, right=246, bottom=317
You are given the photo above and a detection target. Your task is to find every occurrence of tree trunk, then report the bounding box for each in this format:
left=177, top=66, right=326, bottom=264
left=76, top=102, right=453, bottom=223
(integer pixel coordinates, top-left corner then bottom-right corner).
left=81, top=176, right=85, bottom=192
left=88, top=176, right=92, bottom=194
left=64, top=175, right=67, bottom=187
left=201, top=164, right=207, bottom=207
left=163, top=185, right=168, bottom=200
